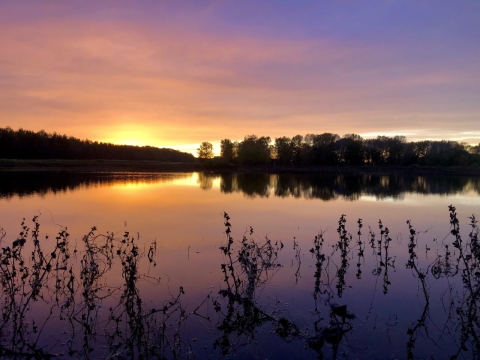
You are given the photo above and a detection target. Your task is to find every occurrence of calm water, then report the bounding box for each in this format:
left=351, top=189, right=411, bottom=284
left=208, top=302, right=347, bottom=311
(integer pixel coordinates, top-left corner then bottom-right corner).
left=0, top=171, right=479, bottom=359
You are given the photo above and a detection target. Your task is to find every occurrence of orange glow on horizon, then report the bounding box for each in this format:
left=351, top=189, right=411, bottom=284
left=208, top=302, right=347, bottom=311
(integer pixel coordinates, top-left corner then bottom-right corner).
left=0, top=3, right=479, bottom=147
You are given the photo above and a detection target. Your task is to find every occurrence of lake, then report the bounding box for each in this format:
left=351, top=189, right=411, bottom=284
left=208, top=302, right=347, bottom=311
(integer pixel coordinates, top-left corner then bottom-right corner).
left=0, top=171, right=479, bottom=359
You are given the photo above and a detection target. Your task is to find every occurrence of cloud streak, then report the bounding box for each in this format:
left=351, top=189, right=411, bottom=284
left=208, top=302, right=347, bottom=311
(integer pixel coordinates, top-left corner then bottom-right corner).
left=0, top=1, right=479, bottom=151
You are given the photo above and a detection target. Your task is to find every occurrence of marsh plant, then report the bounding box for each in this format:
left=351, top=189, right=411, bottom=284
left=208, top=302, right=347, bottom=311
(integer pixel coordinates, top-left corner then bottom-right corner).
left=0, top=206, right=479, bottom=359
left=0, top=218, right=186, bottom=359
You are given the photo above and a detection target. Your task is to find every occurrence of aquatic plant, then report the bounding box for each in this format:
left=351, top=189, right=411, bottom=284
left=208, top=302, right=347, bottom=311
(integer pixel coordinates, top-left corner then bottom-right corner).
left=0, top=206, right=478, bottom=359
left=0, top=218, right=185, bottom=359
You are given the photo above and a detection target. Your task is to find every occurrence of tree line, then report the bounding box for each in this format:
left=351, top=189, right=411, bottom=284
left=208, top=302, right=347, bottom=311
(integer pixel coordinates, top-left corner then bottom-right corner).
left=0, top=127, right=195, bottom=162
left=198, top=134, right=480, bottom=167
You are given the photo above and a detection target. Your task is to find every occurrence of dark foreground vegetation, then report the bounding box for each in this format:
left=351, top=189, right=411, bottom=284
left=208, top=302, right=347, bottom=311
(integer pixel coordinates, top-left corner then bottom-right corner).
left=0, top=206, right=479, bottom=359
left=0, top=127, right=195, bottom=163
left=209, top=134, right=480, bottom=168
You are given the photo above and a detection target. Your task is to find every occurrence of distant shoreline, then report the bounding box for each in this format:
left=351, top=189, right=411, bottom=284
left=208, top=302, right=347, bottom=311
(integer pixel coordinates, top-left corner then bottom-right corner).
left=225, top=165, right=480, bottom=176
left=0, top=159, right=202, bottom=172
left=1, top=159, right=480, bottom=176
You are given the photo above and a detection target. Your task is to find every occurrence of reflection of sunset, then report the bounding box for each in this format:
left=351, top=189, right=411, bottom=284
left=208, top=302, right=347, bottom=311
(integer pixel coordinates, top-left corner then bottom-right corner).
left=110, top=181, right=157, bottom=192
left=110, top=173, right=207, bottom=189
left=171, top=173, right=199, bottom=187
left=2, top=172, right=478, bottom=254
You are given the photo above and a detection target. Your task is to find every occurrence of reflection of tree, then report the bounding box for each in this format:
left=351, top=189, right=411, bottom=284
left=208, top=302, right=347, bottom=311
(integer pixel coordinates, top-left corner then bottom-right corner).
left=213, top=173, right=480, bottom=201
left=3, top=172, right=478, bottom=201
left=220, top=172, right=236, bottom=193
left=235, top=174, right=271, bottom=197
left=274, top=175, right=304, bottom=198
left=196, top=172, right=215, bottom=190
left=0, top=172, right=188, bottom=199
left=275, top=175, right=338, bottom=200
left=218, top=173, right=272, bottom=197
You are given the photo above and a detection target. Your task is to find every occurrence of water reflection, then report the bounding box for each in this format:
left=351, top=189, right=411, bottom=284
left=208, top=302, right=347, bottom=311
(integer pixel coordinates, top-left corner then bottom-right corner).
left=216, top=173, right=480, bottom=200
left=0, top=171, right=187, bottom=199
left=210, top=208, right=480, bottom=359
left=1, top=203, right=480, bottom=358
left=2, top=171, right=479, bottom=201
left=218, top=173, right=272, bottom=198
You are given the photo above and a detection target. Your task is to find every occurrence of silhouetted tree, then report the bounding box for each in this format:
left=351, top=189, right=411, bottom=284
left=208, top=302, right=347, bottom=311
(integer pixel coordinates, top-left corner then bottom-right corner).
left=0, top=127, right=195, bottom=162
left=422, top=141, right=469, bottom=166
left=472, top=144, right=480, bottom=155
left=336, top=134, right=364, bottom=165
left=237, top=135, right=271, bottom=165
left=197, top=142, right=214, bottom=160
left=220, top=139, right=235, bottom=163
left=364, top=139, right=383, bottom=166
left=275, top=136, right=294, bottom=165
left=412, top=141, right=431, bottom=165
left=3, top=127, right=476, bottom=168
left=386, top=136, right=407, bottom=165
left=309, top=133, right=340, bottom=165
left=291, top=135, right=307, bottom=165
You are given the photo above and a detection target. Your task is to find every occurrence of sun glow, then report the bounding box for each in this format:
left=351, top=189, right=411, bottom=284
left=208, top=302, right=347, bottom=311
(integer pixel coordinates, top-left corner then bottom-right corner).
left=170, top=143, right=221, bottom=157
left=1, top=3, right=479, bottom=150
left=98, top=122, right=169, bottom=148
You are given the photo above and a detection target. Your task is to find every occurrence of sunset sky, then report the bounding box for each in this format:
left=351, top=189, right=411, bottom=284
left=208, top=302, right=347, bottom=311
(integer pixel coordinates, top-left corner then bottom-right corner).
left=1, top=1, right=479, bottom=155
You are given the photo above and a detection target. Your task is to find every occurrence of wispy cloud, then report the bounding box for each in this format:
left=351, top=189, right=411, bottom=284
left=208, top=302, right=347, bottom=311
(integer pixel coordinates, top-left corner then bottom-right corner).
left=0, top=1, right=479, bottom=151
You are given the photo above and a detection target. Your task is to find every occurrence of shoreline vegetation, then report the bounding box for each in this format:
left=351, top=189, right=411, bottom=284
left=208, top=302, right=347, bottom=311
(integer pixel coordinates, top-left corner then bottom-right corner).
left=0, top=127, right=196, bottom=163
left=1, top=158, right=480, bottom=175
left=211, top=134, right=480, bottom=168
left=1, top=127, right=480, bottom=175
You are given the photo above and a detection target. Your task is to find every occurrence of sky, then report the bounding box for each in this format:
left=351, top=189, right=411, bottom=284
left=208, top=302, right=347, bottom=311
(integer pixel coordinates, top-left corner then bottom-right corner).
left=1, top=1, right=479, bottom=155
